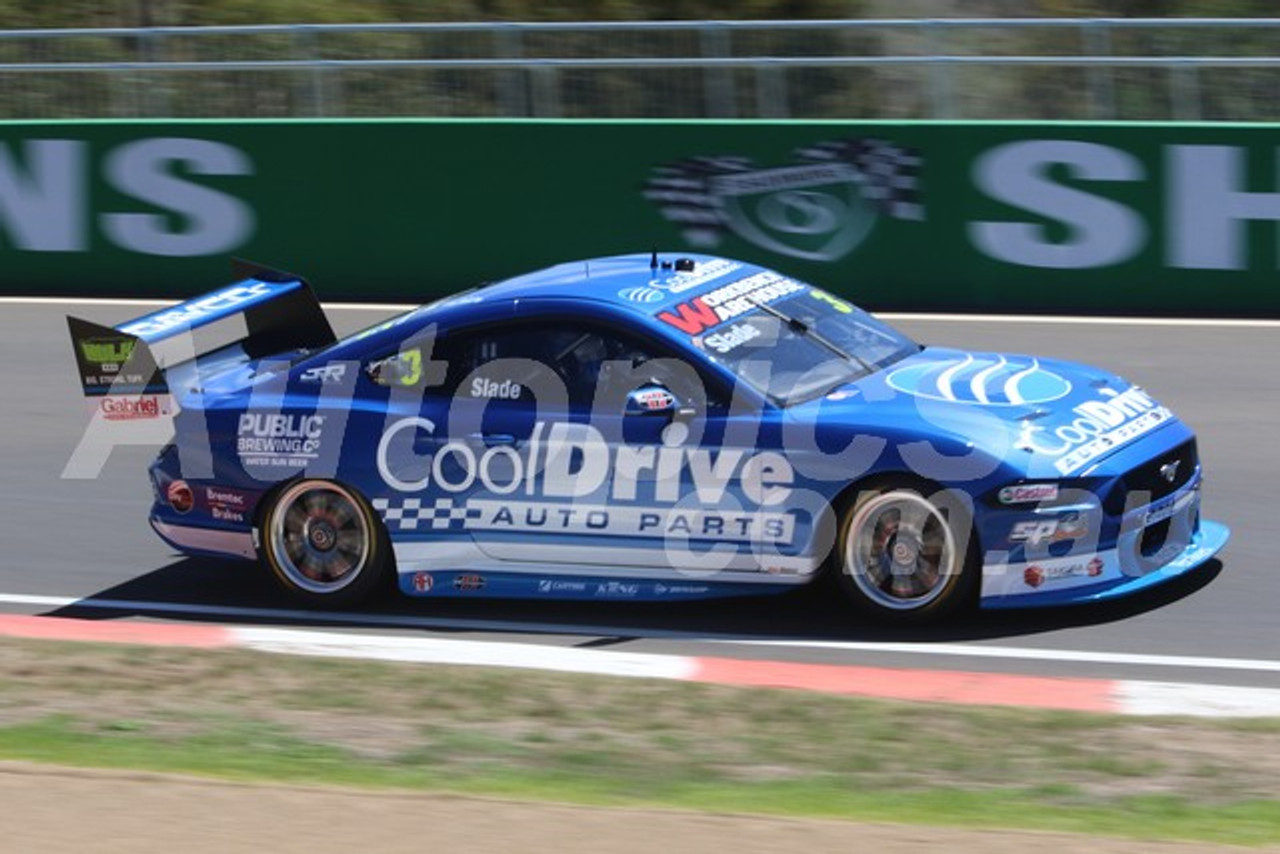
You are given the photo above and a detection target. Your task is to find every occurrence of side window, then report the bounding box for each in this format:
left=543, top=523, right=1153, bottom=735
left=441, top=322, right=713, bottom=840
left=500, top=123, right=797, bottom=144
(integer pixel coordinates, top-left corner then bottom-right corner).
left=546, top=328, right=654, bottom=407
left=385, top=319, right=728, bottom=411
left=445, top=327, right=559, bottom=404
left=442, top=322, right=669, bottom=409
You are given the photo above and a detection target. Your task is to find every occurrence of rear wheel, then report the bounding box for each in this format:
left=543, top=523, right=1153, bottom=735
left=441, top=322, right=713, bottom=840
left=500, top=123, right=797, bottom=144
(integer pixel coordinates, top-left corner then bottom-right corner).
left=261, top=480, right=391, bottom=607
left=834, top=481, right=977, bottom=623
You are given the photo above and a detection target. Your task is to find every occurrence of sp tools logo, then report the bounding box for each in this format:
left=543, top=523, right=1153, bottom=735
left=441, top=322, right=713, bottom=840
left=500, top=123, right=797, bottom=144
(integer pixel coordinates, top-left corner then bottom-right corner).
left=887, top=355, right=1072, bottom=406
left=643, top=138, right=924, bottom=262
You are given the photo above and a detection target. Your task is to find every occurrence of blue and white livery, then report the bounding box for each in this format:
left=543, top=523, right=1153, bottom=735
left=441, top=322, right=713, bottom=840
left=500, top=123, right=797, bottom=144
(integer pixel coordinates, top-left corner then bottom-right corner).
left=67, top=254, right=1228, bottom=623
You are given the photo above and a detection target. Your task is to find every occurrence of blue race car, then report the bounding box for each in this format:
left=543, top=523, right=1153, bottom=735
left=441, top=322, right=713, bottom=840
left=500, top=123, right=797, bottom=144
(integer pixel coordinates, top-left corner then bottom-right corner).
left=68, top=254, right=1228, bottom=623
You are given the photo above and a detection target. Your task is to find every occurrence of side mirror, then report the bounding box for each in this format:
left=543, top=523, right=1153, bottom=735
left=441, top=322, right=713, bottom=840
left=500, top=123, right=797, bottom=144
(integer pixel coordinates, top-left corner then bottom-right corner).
left=625, top=385, right=679, bottom=417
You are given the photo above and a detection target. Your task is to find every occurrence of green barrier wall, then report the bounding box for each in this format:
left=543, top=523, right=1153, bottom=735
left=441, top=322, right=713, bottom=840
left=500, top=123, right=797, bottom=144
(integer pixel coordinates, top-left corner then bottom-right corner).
left=0, top=119, right=1277, bottom=314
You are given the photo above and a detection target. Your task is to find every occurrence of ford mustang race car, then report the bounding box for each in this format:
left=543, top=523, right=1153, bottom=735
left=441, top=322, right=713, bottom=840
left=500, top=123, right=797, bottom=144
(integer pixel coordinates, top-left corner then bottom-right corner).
left=67, top=254, right=1228, bottom=623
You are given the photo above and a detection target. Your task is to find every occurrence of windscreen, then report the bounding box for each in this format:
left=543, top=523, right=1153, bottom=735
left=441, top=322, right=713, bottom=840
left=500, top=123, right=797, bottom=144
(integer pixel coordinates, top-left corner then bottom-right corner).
left=686, top=287, right=918, bottom=406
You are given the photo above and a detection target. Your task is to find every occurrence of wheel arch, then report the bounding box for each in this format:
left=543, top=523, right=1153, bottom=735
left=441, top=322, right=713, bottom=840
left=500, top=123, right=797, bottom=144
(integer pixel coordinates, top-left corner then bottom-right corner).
left=257, top=476, right=398, bottom=606
left=825, top=470, right=984, bottom=621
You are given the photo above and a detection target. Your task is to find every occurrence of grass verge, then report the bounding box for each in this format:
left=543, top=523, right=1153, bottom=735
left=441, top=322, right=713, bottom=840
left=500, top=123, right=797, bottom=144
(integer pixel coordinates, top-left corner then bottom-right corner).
left=1, top=637, right=1279, bottom=846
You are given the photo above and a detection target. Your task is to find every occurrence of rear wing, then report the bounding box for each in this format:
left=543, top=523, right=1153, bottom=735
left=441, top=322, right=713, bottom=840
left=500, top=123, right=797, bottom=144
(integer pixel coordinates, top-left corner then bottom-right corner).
left=68, top=261, right=335, bottom=398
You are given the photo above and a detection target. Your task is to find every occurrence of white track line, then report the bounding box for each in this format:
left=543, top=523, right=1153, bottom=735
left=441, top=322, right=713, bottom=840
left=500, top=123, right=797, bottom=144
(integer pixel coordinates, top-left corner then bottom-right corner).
left=234, top=627, right=1280, bottom=717
left=1117, top=681, right=1280, bottom=717
left=4, top=294, right=1279, bottom=328
left=236, top=626, right=695, bottom=679
left=712, top=638, right=1280, bottom=674
left=4, top=591, right=1280, bottom=677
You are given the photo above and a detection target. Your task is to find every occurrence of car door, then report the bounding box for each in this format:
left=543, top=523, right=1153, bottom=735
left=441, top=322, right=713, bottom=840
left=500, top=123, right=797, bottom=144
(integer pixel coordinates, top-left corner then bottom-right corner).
left=436, top=315, right=792, bottom=577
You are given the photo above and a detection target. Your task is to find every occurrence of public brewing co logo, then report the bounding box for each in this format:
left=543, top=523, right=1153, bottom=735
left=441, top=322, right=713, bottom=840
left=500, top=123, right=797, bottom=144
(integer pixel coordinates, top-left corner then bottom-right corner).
left=643, top=138, right=925, bottom=262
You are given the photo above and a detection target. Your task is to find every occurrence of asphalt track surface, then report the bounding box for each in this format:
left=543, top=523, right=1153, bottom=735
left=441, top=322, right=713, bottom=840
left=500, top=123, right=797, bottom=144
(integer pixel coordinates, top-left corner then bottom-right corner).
left=2, top=300, right=1277, bottom=691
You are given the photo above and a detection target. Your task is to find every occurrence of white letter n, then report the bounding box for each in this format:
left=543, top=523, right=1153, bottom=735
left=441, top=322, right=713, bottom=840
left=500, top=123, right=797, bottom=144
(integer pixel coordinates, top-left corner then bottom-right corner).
left=0, top=139, right=86, bottom=251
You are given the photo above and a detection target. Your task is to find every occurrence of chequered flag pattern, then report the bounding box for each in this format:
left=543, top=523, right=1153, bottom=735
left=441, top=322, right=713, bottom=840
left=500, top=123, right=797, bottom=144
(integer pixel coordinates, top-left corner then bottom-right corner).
left=371, top=497, right=482, bottom=531
left=792, top=137, right=924, bottom=221
left=643, top=155, right=757, bottom=248
left=643, top=137, right=924, bottom=247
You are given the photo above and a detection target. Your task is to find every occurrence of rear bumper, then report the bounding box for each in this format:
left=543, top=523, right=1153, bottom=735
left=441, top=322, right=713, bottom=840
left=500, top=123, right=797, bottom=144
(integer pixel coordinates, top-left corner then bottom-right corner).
left=151, top=517, right=257, bottom=561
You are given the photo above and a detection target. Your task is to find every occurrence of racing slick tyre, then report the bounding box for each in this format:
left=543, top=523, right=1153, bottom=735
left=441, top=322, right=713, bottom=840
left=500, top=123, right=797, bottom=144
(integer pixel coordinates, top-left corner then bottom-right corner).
left=834, top=479, right=979, bottom=624
left=261, top=479, right=393, bottom=608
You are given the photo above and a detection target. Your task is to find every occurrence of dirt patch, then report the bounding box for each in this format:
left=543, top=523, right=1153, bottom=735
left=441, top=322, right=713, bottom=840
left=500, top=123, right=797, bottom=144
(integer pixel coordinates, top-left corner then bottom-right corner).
left=0, top=762, right=1271, bottom=854
left=3, top=638, right=1280, bottom=847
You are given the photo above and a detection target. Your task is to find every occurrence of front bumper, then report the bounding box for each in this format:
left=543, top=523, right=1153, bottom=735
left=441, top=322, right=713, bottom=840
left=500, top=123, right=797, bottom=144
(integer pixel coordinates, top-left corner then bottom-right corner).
left=980, top=518, right=1228, bottom=609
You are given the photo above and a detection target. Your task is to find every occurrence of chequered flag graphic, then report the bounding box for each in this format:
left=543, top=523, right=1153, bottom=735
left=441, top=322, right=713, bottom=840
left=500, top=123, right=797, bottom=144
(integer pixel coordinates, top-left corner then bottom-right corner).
left=371, top=497, right=482, bottom=531
left=792, top=137, right=924, bottom=221
left=643, top=137, right=923, bottom=248
left=643, top=155, right=757, bottom=249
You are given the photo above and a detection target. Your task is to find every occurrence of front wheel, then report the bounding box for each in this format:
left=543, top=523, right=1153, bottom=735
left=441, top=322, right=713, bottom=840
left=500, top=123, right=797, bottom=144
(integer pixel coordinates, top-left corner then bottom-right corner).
left=834, top=482, right=978, bottom=624
left=260, top=479, right=391, bottom=607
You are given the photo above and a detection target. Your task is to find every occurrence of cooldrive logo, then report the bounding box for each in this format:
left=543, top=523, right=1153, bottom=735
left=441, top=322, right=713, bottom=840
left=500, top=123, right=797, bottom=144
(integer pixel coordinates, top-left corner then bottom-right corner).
left=1016, top=387, right=1172, bottom=475
left=120, top=282, right=274, bottom=338
left=643, top=138, right=924, bottom=262
left=377, top=418, right=794, bottom=507
left=237, top=413, right=325, bottom=467
left=657, top=272, right=805, bottom=335
left=887, top=355, right=1071, bottom=406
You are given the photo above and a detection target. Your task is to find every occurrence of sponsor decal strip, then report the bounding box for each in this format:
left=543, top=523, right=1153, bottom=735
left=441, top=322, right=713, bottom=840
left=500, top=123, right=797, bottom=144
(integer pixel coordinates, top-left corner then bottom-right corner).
left=1, top=612, right=1279, bottom=718
left=376, top=497, right=795, bottom=543
left=119, top=282, right=277, bottom=338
